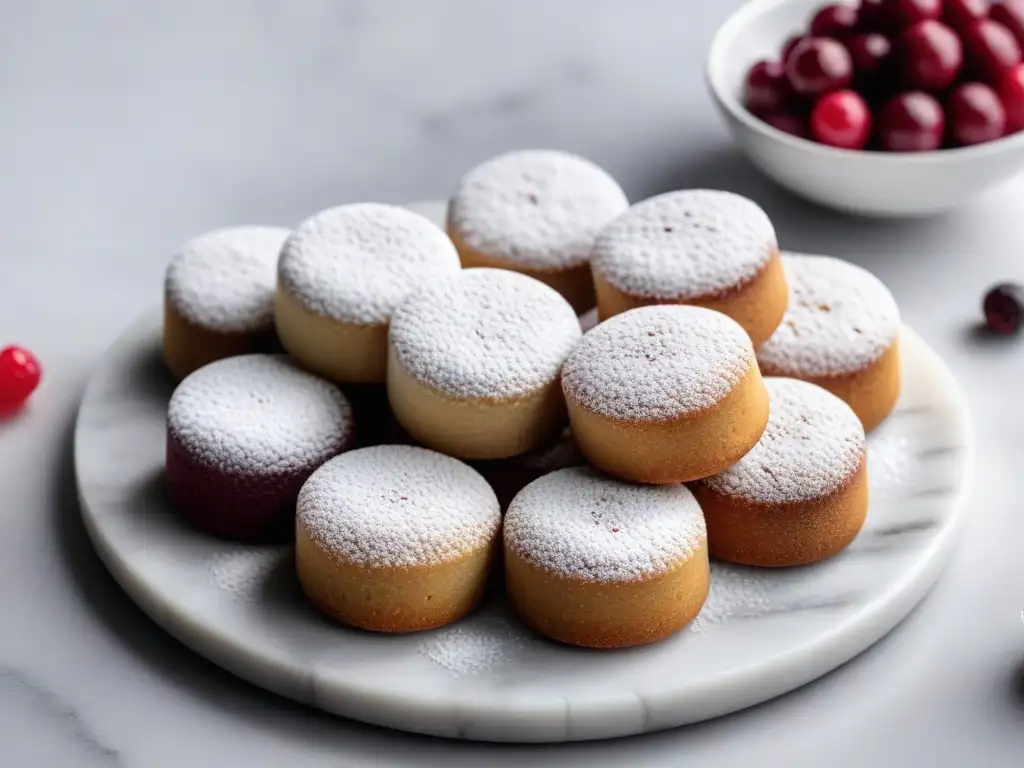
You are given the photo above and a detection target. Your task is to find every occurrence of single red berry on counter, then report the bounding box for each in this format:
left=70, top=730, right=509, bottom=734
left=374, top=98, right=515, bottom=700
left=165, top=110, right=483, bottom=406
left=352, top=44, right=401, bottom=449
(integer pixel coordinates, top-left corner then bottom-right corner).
left=0, top=346, right=42, bottom=415
left=876, top=91, right=946, bottom=150
left=944, top=0, right=990, bottom=32
left=811, top=4, right=861, bottom=38
left=898, top=20, right=964, bottom=90
left=763, top=112, right=811, bottom=138
left=998, top=63, right=1024, bottom=130
left=983, top=282, right=1024, bottom=334
left=990, top=0, right=1024, bottom=49
left=948, top=81, right=1008, bottom=144
left=962, top=19, right=1022, bottom=84
left=810, top=89, right=873, bottom=148
left=744, top=60, right=792, bottom=115
left=785, top=37, right=855, bottom=97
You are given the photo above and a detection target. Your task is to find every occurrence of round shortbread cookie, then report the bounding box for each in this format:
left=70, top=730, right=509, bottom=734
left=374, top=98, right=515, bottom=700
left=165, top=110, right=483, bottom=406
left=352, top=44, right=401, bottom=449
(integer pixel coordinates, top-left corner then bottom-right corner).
left=589, top=189, right=788, bottom=344
left=387, top=268, right=581, bottom=459
left=561, top=304, right=769, bottom=483
left=296, top=445, right=502, bottom=633
left=275, top=203, right=461, bottom=383
left=503, top=466, right=709, bottom=648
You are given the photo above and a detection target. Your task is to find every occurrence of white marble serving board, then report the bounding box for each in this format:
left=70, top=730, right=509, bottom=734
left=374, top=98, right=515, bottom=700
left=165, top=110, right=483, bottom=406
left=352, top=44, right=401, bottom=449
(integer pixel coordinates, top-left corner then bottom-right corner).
left=73, top=203, right=973, bottom=743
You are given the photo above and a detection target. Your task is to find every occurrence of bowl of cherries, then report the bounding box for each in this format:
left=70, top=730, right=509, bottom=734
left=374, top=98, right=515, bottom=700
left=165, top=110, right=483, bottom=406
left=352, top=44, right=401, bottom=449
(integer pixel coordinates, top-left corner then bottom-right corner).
left=707, top=0, right=1024, bottom=216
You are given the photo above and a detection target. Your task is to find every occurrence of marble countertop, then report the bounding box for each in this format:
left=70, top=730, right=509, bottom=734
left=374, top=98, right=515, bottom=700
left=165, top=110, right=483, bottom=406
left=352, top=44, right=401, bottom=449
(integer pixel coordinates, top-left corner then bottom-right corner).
left=1, top=1, right=1022, bottom=765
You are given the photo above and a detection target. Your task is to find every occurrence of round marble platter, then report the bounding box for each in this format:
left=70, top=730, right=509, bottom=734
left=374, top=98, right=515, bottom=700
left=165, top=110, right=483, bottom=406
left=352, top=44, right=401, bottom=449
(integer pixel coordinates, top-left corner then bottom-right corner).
left=74, top=201, right=973, bottom=743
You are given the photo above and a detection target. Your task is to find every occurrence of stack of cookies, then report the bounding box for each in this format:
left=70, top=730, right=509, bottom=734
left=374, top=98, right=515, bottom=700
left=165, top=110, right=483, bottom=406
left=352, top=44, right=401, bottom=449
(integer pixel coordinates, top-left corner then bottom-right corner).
left=160, top=148, right=902, bottom=649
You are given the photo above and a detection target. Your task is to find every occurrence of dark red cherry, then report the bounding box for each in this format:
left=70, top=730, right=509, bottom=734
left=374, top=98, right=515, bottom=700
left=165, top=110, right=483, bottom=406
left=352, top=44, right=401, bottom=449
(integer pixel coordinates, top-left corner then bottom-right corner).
left=782, top=34, right=807, bottom=63
left=990, top=1, right=1024, bottom=50
left=763, top=112, right=811, bottom=138
left=998, top=62, right=1024, bottom=130
left=785, top=36, right=855, bottom=96
left=861, top=0, right=942, bottom=30
left=948, top=81, right=1008, bottom=144
left=983, top=282, right=1024, bottom=333
left=811, top=4, right=861, bottom=38
left=745, top=60, right=793, bottom=114
left=962, top=19, right=1023, bottom=84
left=810, top=89, right=873, bottom=147
left=876, top=91, right=946, bottom=149
left=944, top=0, right=990, bottom=32
left=898, top=20, right=964, bottom=89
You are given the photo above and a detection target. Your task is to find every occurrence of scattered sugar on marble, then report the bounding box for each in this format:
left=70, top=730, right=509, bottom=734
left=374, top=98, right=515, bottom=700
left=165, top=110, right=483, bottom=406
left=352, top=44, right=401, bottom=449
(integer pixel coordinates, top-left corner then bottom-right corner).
left=165, top=226, right=291, bottom=333
left=503, top=466, right=706, bottom=582
left=561, top=304, right=752, bottom=421
left=591, top=189, right=776, bottom=300
left=449, top=149, right=629, bottom=271
left=690, top=563, right=772, bottom=633
left=209, top=548, right=285, bottom=603
left=389, top=268, right=581, bottom=400
left=701, top=378, right=865, bottom=503
left=418, top=616, right=528, bottom=677
left=757, top=254, right=900, bottom=377
left=278, top=203, right=461, bottom=325
left=298, top=445, right=501, bottom=568
left=866, top=430, right=911, bottom=492
left=167, top=355, right=354, bottom=475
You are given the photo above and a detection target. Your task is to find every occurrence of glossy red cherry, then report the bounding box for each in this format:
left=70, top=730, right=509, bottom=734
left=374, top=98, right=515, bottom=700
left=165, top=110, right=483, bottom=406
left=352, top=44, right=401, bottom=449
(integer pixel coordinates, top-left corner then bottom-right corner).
left=785, top=37, right=855, bottom=97
left=763, top=112, right=811, bottom=138
left=0, top=346, right=42, bottom=415
left=782, top=35, right=807, bottom=63
left=745, top=60, right=792, bottom=115
left=944, top=0, right=990, bottom=32
left=948, top=81, right=1008, bottom=144
left=876, top=91, right=946, bottom=149
left=848, top=32, right=895, bottom=83
left=983, top=282, right=1024, bottom=333
left=811, top=4, right=861, bottom=38
left=998, top=62, right=1024, bottom=130
left=810, top=89, right=873, bottom=147
left=962, top=19, right=1023, bottom=84
left=990, top=1, right=1024, bottom=50
left=898, top=20, right=964, bottom=89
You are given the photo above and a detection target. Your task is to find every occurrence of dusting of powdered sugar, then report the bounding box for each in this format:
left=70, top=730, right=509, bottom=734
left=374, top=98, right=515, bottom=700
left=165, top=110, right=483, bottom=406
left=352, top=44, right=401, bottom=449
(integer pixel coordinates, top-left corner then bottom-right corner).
left=690, top=563, right=772, bottom=633
left=209, top=548, right=286, bottom=603
left=277, top=203, right=461, bottom=325
left=698, top=377, right=865, bottom=504
left=165, top=225, right=291, bottom=333
left=561, top=304, right=753, bottom=421
left=167, top=355, right=354, bottom=475
left=503, top=466, right=706, bottom=582
left=591, top=189, right=776, bottom=300
left=448, top=149, right=629, bottom=271
left=418, top=614, right=529, bottom=677
left=757, top=254, right=900, bottom=377
left=389, top=268, right=581, bottom=400
left=297, top=445, right=501, bottom=567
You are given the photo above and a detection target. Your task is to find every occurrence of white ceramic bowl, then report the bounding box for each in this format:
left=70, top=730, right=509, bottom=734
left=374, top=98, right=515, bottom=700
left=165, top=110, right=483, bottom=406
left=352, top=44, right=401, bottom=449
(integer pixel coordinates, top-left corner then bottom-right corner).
left=706, top=0, right=1024, bottom=217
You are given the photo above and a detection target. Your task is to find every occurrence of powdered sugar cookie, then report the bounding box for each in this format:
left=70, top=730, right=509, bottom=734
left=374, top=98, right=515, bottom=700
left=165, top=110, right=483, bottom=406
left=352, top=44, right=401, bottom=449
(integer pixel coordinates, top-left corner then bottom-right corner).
left=503, top=466, right=709, bottom=648
left=447, top=149, right=628, bottom=313
left=387, top=268, right=581, bottom=460
left=590, top=189, right=788, bottom=345
left=275, top=203, right=461, bottom=383
left=561, top=304, right=769, bottom=483
left=691, top=377, right=868, bottom=567
left=756, top=254, right=901, bottom=431
left=163, top=226, right=291, bottom=379
left=166, top=355, right=355, bottom=541
left=296, top=445, right=501, bottom=633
